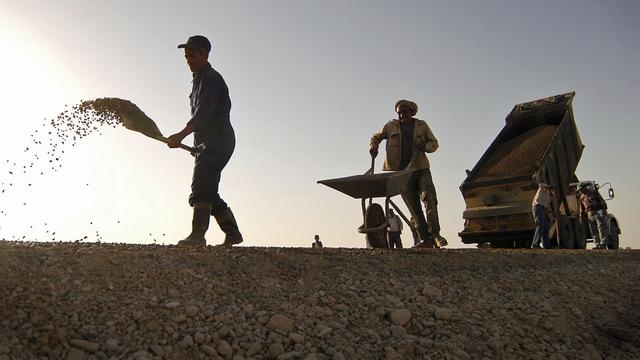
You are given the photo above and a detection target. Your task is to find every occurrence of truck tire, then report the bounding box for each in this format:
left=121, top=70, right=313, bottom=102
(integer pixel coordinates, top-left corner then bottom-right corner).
left=365, top=203, right=388, bottom=249
left=608, top=221, right=620, bottom=250
left=558, top=215, right=575, bottom=249
left=573, top=219, right=587, bottom=249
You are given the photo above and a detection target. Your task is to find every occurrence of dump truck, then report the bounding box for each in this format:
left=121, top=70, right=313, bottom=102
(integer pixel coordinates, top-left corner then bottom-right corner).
left=458, top=92, right=621, bottom=248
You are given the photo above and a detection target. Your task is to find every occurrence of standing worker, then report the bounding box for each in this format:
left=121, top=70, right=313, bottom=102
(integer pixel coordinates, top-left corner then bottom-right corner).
left=531, top=183, right=553, bottom=248
left=387, top=209, right=403, bottom=249
left=577, top=182, right=609, bottom=249
left=369, top=100, right=446, bottom=248
left=167, top=35, right=243, bottom=247
left=312, top=234, right=323, bottom=248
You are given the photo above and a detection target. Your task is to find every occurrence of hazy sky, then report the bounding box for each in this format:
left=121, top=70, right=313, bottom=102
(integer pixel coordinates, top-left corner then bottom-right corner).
left=1, top=0, right=638, bottom=248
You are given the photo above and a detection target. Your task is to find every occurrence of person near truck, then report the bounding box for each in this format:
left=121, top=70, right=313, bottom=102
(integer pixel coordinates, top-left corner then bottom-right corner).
left=369, top=100, right=446, bottom=248
left=387, top=209, right=403, bottom=249
left=167, top=35, right=243, bottom=247
left=531, top=183, right=553, bottom=248
left=577, top=182, right=609, bottom=249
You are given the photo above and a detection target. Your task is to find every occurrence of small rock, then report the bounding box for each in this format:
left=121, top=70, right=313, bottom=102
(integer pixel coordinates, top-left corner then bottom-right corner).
left=422, top=285, right=442, bottom=297
left=390, top=309, right=412, bottom=326
left=105, top=338, right=119, bottom=352
left=185, top=305, right=200, bottom=317
left=390, top=325, right=407, bottom=337
left=182, top=335, right=193, bottom=347
left=165, top=301, right=181, bottom=309
left=69, top=339, right=99, bottom=353
left=194, top=332, right=205, bottom=344
left=168, top=289, right=181, bottom=298
left=201, top=344, right=217, bottom=356
left=289, top=333, right=305, bottom=343
left=434, top=308, right=452, bottom=321
left=246, top=342, right=262, bottom=357
left=149, top=344, right=164, bottom=356
left=317, top=327, right=332, bottom=338
left=218, top=340, right=233, bottom=356
left=268, top=343, right=284, bottom=358
left=335, top=304, right=349, bottom=312
left=267, top=314, right=294, bottom=332
left=65, top=348, right=87, bottom=360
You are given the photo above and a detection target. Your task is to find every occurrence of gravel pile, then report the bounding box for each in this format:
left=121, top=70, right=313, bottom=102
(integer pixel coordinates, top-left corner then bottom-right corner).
left=473, top=126, right=557, bottom=182
left=1, top=242, right=639, bottom=359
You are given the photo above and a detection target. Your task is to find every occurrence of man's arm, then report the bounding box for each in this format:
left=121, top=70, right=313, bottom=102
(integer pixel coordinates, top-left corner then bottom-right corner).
left=369, top=124, right=388, bottom=157
left=424, top=125, right=439, bottom=153
left=167, top=123, right=196, bottom=148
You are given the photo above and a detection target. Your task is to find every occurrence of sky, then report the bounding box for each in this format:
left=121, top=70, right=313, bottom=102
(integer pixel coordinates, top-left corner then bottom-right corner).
left=0, top=0, right=638, bottom=248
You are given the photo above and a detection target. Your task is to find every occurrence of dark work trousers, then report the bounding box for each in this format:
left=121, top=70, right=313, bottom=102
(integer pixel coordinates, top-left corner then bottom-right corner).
left=188, top=129, right=235, bottom=216
left=532, top=204, right=550, bottom=248
left=401, top=168, right=440, bottom=244
left=388, top=231, right=403, bottom=249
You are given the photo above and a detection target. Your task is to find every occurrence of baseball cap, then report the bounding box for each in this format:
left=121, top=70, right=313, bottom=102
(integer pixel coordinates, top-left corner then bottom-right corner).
left=178, top=35, right=211, bottom=53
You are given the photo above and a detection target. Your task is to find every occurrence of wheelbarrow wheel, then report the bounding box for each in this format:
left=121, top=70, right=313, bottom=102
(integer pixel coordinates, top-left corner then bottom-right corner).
left=365, top=203, right=388, bottom=249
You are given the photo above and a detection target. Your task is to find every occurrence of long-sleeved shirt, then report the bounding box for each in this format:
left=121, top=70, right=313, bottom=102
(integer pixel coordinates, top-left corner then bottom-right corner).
left=188, top=62, right=232, bottom=146
left=370, top=117, right=439, bottom=171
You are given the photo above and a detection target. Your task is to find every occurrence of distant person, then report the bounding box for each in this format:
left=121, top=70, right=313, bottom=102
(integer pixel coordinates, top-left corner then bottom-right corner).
left=312, top=234, right=323, bottom=248
left=531, top=183, right=553, bottom=248
left=577, top=182, right=609, bottom=249
left=387, top=209, right=403, bottom=249
left=370, top=100, right=446, bottom=248
left=167, top=35, right=243, bottom=247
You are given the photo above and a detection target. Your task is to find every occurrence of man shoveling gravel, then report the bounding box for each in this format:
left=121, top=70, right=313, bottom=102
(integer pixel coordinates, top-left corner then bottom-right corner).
left=167, top=35, right=243, bottom=247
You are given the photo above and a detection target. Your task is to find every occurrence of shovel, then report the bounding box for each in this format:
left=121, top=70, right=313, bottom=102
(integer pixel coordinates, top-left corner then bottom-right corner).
left=109, top=99, right=204, bottom=154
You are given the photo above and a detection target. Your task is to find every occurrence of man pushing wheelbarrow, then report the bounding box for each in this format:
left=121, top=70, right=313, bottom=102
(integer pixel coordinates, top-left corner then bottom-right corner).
left=368, top=100, right=447, bottom=248
left=318, top=99, right=446, bottom=249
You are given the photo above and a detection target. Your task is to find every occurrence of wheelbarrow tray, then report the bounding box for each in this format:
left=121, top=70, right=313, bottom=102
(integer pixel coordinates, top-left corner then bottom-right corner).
left=318, top=169, right=417, bottom=199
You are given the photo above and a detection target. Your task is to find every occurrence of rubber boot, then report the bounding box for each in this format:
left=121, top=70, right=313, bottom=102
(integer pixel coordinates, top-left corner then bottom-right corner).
left=177, top=202, right=211, bottom=247
left=213, top=207, right=243, bottom=247
left=434, top=233, right=448, bottom=248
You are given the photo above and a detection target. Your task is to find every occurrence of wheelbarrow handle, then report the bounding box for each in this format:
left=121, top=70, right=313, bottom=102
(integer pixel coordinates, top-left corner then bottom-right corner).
left=365, top=155, right=375, bottom=175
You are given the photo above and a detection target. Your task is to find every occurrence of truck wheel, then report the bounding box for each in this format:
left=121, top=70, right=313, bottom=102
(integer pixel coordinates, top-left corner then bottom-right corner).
left=573, top=219, right=587, bottom=249
left=365, top=203, right=388, bottom=249
left=558, top=216, right=575, bottom=249
left=608, top=221, right=620, bottom=250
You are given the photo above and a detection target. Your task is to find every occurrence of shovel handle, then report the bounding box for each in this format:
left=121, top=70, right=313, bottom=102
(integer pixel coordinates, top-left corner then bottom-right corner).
left=155, top=136, right=199, bottom=154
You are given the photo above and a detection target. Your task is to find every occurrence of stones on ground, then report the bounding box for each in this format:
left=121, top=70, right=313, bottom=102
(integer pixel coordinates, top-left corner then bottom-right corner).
left=0, top=243, right=638, bottom=359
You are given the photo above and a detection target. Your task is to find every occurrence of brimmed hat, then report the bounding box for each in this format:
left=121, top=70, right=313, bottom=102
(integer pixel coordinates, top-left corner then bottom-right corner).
left=178, top=35, right=211, bottom=53
left=395, top=100, right=418, bottom=116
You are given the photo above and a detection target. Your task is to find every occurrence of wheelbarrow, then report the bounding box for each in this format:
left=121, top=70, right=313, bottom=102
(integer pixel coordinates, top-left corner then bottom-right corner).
left=317, top=157, right=419, bottom=248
